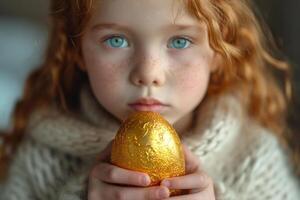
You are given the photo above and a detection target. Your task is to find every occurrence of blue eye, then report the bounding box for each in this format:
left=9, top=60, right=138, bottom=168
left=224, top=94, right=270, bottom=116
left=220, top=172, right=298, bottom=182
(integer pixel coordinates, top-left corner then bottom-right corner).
left=105, top=36, right=129, bottom=48
left=169, top=38, right=191, bottom=49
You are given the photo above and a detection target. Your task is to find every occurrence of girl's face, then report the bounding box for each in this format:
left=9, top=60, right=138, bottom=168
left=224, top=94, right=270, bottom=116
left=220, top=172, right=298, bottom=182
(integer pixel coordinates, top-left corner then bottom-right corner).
left=81, top=0, right=216, bottom=131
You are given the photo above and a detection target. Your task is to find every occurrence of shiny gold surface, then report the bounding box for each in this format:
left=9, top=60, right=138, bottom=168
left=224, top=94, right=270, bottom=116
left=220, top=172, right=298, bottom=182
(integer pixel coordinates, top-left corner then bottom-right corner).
left=111, top=111, right=185, bottom=195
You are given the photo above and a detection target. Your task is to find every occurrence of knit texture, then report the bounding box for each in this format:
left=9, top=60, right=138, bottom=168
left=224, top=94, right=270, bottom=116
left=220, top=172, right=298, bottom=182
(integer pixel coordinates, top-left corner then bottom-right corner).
left=1, top=86, right=299, bottom=200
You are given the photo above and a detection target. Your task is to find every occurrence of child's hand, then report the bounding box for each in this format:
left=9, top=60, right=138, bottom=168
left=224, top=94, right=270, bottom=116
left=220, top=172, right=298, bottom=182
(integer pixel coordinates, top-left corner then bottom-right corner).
left=87, top=141, right=170, bottom=200
left=160, top=144, right=215, bottom=200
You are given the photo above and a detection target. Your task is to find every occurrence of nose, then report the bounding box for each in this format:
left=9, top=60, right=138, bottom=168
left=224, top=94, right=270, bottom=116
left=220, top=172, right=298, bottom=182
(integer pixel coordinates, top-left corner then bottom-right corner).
left=129, top=54, right=166, bottom=87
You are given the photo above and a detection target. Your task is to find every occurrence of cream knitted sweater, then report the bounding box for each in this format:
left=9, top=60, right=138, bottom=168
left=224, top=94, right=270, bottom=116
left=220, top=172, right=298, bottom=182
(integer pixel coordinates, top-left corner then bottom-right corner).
left=1, top=87, right=299, bottom=200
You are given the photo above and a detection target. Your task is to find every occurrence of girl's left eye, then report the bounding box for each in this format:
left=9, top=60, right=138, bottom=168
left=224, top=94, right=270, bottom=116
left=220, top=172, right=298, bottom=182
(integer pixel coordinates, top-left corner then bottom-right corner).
left=168, top=37, right=192, bottom=49
left=104, top=36, right=129, bottom=48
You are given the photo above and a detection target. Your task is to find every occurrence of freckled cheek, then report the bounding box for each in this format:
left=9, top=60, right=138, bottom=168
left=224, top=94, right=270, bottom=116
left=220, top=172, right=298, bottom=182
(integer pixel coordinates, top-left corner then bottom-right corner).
left=84, top=57, right=126, bottom=90
left=175, top=63, right=209, bottom=91
left=174, top=71, right=209, bottom=107
left=176, top=71, right=202, bottom=91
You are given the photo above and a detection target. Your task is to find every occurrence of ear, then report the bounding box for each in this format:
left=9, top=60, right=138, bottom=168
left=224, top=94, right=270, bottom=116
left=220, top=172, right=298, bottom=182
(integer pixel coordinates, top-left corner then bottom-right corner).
left=210, top=53, right=222, bottom=73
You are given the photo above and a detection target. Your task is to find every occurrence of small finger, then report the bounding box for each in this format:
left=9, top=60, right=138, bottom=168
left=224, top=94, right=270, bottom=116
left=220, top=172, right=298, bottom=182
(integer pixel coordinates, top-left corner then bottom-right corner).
left=90, top=162, right=151, bottom=186
left=101, top=184, right=170, bottom=200
left=88, top=178, right=103, bottom=200
left=162, top=192, right=202, bottom=200
left=161, top=171, right=211, bottom=191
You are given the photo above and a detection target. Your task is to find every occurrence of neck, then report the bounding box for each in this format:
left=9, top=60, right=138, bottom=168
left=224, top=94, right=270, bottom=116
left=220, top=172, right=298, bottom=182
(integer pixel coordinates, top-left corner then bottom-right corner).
left=173, top=112, right=194, bottom=136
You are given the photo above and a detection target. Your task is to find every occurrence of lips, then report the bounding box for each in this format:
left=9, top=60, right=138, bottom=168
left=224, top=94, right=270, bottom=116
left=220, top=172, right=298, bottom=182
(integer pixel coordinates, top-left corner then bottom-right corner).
left=128, top=98, right=167, bottom=112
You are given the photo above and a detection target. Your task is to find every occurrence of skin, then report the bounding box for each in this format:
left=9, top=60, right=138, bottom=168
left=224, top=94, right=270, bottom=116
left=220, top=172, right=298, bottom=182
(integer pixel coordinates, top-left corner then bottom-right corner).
left=81, top=0, right=217, bottom=133
left=80, top=0, right=216, bottom=199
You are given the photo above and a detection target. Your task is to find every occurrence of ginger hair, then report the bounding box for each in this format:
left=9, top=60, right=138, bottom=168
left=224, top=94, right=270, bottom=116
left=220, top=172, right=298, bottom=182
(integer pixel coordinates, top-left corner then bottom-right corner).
left=1, top=0, right=299, bottom=179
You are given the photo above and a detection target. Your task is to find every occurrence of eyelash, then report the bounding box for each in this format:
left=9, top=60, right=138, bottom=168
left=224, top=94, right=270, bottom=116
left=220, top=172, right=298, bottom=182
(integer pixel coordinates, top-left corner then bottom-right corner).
left=168, top=36, right=194, bottom=49
left=102, top=34, right=129, bottom=45
left=101, top=35, right=194, bottom=48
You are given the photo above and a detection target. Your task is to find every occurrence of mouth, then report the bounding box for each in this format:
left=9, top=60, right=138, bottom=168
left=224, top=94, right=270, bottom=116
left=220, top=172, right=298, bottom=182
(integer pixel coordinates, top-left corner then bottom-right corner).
left=128, top=98, right=168, bottom=112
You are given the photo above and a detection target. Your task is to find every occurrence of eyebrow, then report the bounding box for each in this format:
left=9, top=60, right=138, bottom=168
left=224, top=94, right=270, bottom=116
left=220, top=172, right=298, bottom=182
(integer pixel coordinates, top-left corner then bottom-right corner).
left=91, top=23, right=132, bottom=33
left=166, top=24, right=205, bottom=32
left=91, top=23, right=205, bottom=33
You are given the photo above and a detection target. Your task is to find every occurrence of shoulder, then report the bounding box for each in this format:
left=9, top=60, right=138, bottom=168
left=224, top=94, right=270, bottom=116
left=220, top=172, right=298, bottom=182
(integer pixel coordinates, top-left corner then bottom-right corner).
left=16, top=136, right=83, bottom=168
left=7, top=136, right=86, bottom=199
left=240, top=120, right=290, bottom=167
left=237, top=120, right=300, bottom=198
left=206, top=119, right=300, bottom=199
left=12, top=136, right=84, bottom=183
left=228, top=118, right=293, bottom=178
left=25, top=103, right=117, bottom=157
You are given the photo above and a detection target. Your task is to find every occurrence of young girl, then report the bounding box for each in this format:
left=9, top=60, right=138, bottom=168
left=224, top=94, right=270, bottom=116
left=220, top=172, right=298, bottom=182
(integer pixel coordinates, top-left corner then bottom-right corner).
left=1, top=0, right=299, bottom=199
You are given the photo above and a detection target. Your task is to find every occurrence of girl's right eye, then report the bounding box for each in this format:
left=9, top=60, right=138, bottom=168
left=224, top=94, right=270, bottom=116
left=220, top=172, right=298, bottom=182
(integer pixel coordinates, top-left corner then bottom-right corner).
left=104, top=36, right=129, bottom=48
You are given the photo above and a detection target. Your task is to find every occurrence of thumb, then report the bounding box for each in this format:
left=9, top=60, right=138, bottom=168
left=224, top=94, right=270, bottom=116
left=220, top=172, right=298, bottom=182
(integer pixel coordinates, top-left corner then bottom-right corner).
left=182, top=143, right=199, bottom=174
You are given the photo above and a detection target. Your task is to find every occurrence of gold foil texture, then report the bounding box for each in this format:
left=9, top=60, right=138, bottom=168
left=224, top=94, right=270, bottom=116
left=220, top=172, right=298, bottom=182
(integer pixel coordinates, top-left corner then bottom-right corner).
left=111, top=111, right=185, bottom=196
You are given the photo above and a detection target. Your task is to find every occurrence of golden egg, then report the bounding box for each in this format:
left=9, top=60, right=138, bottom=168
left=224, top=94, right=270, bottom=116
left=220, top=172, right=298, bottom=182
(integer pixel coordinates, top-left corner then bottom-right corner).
left=111, top=111, right=185, bottom=195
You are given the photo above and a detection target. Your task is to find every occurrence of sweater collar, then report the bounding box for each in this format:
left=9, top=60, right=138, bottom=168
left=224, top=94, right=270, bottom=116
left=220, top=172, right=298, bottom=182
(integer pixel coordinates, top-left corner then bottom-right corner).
left=79, top=86, right=245, bottom=156
left=28, top=85, right=244, bottom=158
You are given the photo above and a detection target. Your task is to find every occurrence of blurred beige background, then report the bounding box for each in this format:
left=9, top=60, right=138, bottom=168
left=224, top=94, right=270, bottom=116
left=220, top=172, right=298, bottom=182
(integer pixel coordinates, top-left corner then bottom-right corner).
left=0, top=0, right=299, bottom=130
left=0, top=0, right=48, bottom=129
left=0, top=0, right=49, bottom=23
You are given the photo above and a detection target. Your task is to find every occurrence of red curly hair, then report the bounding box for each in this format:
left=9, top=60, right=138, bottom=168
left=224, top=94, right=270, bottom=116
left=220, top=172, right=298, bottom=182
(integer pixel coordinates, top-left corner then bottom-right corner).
left=1, top=0, right=299, bottom=180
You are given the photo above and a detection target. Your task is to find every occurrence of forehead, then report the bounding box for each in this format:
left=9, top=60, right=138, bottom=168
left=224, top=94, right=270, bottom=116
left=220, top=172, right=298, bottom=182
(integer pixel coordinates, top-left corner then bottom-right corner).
left=89, top=0, right=202, bottom=29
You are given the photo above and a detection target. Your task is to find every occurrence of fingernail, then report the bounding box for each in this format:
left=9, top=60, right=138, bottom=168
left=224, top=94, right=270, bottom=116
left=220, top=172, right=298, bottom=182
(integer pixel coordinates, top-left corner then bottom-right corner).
left=157, top=188, right=169, bottom=199
left=142, top=176, right=150, bottom=186
left=161, top=180, right=170, bottom=187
